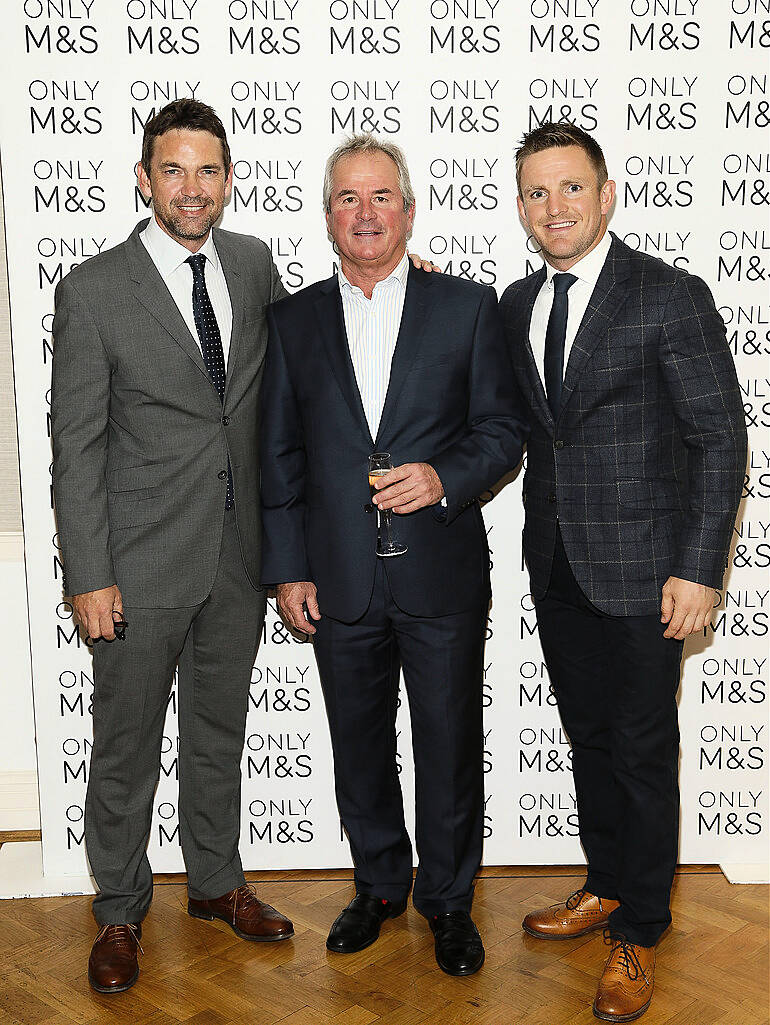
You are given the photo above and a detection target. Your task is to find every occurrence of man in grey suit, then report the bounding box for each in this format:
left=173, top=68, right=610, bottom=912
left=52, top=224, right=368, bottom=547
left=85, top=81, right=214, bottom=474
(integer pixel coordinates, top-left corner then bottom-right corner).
left=500, top=123, right=746, bottom=1023
left=51, top=99, right=293, bottom=994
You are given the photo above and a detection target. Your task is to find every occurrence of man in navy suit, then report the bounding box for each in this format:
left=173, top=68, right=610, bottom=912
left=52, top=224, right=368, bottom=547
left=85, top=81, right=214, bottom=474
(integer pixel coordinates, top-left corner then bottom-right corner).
left=260, top=134, right=526, bottom=975
left=500, top=123, right=746, bottom=1022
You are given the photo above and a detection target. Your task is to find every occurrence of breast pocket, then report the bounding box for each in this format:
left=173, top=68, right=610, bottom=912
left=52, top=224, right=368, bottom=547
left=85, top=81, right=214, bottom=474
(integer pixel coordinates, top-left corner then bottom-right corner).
left=411, top=348, right=463, bottom=371
left=242, top=304, right=267, bottom=329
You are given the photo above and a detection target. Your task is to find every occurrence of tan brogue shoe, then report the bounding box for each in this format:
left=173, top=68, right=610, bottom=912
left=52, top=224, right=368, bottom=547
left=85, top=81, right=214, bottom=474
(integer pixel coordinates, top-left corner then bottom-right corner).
left=593, top=931, right=655, bottom=1022
left=188, top=883, right=293, bottom=941
left=88, top=923, right=142, bottom=993
left=522, top=888, right=620, bottom=939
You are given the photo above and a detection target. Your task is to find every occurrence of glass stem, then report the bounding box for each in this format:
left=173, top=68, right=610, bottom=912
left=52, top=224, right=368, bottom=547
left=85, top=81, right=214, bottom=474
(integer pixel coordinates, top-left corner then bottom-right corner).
left=383, top=508, right=394, bottom=544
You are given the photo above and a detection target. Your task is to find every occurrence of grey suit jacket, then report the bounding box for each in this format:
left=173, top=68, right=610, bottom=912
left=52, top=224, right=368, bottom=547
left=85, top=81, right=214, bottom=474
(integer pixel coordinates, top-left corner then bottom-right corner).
left=500, top=233, right=747, bottom=616
left=51, top=219, right=287, bottom=607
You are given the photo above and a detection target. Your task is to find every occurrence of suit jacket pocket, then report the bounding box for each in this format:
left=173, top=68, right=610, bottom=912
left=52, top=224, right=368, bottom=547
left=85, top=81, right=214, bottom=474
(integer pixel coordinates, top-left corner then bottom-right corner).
left=107, top=464, right=166, bottom=492
left=242, top=303, right=267, bottom=327
left=616, top=478, right=681, bottom=511
left=108, top=487, right=163, bottom=528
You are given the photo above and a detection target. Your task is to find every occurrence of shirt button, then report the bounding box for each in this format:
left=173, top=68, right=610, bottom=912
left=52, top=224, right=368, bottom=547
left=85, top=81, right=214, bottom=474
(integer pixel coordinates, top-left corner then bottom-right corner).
left=218, top=470, right=228, bottom=480
left=222, top=415, right=230, bottom=426
left=554, top=439, right=564, bottom=450
left=364, top=503, right=374, bottom=514
left=547, top=493, right=557, bottom=503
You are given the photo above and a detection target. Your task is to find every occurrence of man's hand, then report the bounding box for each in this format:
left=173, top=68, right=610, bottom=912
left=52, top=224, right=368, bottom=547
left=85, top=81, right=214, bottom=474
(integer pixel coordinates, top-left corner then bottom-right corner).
left=72, top=585, right=123, bottom=642
left=660, top=576, right=716, bottom=640
left=276, top=581, right=321, bottom=635
left=407, top=251, right=441, bottom=273
left=372, top=462, right=444, bottom=514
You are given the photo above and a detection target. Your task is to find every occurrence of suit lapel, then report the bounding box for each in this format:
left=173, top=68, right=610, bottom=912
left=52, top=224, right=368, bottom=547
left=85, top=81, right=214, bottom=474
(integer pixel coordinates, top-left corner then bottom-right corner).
left=125, top=221, right=214, bottom=391
left=315, top=277, right=374, bottom=448
left=560, top=234, right=632, bottom=411
left=213, top=228, right=245, bottom=404
left=375, top=265, right=435, bottom=447
left=514, top=266, right=553, bottom=429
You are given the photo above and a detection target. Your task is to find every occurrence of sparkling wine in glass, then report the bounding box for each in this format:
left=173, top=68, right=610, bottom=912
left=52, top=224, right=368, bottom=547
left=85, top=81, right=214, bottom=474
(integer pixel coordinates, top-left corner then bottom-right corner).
left=368, top=452, right=407, bottom=557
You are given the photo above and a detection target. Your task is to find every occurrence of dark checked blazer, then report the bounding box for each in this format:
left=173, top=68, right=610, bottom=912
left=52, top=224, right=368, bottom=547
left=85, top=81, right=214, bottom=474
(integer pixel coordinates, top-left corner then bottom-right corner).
left=260, top=265, right=527, bottom=622
left=51, top=219, right=287, bottom=607
left=499, top=232, right=747, bottom=617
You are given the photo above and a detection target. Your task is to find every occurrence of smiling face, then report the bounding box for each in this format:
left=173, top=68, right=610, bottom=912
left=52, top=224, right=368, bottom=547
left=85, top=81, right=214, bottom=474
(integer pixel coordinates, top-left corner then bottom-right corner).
left=517, top=145, right=615, bottom=271
left=137, top=128, right=233, bottom=253
left=325, top=150, right=415, bottom=284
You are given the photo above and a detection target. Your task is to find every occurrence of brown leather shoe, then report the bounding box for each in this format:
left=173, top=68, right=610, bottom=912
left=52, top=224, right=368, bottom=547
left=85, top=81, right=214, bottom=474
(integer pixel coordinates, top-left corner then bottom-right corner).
left=87, top=924, right=142, bottom=993
left=593, top=931, right=655, bottom=1022
left=522, top=888, right=620, bottom=939
left=188, top=883, right=293, bottom=941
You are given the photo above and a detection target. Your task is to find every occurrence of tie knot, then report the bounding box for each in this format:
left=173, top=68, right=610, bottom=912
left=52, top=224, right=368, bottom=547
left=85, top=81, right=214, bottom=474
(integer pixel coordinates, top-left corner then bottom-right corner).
left=186, top=253, right=206, bottom=278
left=552, top=272, right=577, bottom=295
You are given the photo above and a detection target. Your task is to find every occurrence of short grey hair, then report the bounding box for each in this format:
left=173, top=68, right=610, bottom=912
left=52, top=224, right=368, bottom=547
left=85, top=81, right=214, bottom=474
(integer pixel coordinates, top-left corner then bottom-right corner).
left=323, top=133, right=415, bottom=213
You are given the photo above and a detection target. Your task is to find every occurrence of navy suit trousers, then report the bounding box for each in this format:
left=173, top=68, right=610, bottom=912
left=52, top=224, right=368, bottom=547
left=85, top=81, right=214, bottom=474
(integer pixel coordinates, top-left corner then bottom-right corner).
left=535, top=528, right=684, bottom=947
left=312, top=560, right=488, bottom=917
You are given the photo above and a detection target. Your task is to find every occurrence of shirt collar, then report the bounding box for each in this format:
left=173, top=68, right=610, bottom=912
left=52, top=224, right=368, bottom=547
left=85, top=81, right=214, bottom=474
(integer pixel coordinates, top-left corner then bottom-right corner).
left=543, top=228, right=611, bottom=289
left=143, top=212, right=221, bottom=276
left=338, top=250, right=410, bottom=297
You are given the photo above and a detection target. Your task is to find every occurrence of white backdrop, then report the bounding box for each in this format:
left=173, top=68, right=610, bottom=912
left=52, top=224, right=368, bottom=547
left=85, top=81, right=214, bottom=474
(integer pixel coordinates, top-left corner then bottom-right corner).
left=1, top=0, right=768, bottom=882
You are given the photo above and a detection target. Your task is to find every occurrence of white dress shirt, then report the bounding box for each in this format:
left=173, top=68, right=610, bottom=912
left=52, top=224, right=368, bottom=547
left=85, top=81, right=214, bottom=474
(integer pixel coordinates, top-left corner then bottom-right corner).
left=529, top=229, right=612, bottom=386
left=338, top=251, right=409, bottom=439
left=140, top=214, right=233, bottom=365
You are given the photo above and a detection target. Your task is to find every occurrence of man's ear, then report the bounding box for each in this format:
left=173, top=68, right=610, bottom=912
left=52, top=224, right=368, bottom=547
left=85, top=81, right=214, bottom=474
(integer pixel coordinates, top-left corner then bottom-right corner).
left=137, top=161, right=152, bottom=200
left=600, top=179, right=616, bottom=214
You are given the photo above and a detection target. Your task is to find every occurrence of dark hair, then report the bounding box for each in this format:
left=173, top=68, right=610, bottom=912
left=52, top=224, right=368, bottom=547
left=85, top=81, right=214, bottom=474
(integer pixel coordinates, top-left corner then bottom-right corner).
left=141, top=99, right=231, bottom=172
left=515, top=121, right=608, bottom=194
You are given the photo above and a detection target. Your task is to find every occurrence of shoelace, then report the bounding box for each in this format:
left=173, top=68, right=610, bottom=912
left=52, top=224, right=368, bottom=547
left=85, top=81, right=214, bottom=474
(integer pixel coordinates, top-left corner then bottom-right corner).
left=603, top=929, right=649, bottom=984
left=562, top=887, right=588, bottom=911
left=94, top=923, right=144, bottom=955
left=229, top=884, right=273, bottom=925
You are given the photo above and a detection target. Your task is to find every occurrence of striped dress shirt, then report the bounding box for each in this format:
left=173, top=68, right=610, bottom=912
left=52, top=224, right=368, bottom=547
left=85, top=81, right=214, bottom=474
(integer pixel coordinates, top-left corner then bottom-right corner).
left=338, top=251, right=409, bottom=439
left=140, top=214, right=233, bottom=365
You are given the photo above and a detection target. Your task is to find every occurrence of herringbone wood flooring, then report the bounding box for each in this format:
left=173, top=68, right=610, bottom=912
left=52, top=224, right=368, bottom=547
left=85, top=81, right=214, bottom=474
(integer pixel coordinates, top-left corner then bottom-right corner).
left=0, top=859, right=767, bottom=1025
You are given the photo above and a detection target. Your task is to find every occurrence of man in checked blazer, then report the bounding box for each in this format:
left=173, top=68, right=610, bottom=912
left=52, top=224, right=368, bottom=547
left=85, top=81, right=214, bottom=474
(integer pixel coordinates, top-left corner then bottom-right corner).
left=51, top=100, right=293, bottom=993
left=499, top=123, right=746, bottom=1023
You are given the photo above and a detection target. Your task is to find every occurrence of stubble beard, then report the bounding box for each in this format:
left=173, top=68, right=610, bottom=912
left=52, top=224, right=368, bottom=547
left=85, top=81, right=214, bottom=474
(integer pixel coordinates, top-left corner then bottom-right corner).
left=158, top=199, right=217, bottom=242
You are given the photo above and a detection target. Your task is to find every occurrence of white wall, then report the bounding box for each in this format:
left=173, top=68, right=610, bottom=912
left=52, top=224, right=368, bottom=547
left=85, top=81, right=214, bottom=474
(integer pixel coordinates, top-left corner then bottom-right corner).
left=0, top=176, right=38, bottom=828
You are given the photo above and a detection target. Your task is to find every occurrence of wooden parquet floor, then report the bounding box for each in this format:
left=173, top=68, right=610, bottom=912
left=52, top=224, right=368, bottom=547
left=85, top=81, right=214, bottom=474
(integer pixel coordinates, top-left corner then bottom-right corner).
left=0, top=861, right=767, bottom=1025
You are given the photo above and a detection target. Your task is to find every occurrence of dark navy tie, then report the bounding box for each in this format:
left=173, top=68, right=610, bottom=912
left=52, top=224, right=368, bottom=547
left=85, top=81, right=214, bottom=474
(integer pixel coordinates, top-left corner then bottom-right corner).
left=544, top=272, right=578, bottom=419
left=187, top=253, right=233, bottom=509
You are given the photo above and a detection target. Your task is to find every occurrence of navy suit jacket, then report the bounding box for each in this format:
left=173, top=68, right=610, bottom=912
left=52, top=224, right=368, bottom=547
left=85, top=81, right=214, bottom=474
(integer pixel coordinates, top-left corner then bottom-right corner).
left=260, top=264, right=527, bottom=622
left=500, top=233, right=747, bottom=616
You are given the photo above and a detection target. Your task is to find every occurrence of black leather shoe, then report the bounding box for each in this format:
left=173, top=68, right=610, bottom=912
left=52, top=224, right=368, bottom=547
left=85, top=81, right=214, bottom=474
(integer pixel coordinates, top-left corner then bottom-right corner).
left=430, top=911, right=485, bottom=976
left=326, top=894, right=407, bottom=953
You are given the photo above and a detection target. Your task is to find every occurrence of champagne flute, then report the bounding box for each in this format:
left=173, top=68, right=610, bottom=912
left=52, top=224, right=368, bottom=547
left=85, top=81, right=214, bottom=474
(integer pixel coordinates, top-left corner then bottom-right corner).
left=368, top=452, right=408, bottom=557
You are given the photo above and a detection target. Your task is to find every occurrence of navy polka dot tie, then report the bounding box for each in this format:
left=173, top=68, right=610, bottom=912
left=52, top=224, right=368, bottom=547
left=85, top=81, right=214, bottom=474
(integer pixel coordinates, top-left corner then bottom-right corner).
left=187, top=253, right=234, bottom=509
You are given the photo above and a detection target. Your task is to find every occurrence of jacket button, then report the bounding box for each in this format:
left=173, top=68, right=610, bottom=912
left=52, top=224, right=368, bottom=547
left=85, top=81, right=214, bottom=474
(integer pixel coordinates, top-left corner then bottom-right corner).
left=364, top=503, right=374, bottom=514
left=222, top=415, right=230, bottom=426
left=218, top=470, right=228, bottom=480
left=547, top=493, right=556, bottom=503
left=554, top=439, right=564, bottom=449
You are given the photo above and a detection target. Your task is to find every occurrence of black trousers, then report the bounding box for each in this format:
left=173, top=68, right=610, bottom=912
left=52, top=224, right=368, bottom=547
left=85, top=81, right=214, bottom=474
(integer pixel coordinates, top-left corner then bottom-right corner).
left=86, top=509, right=266, bottom=924
left=534, top=528, right=684, bottom=947
left=312, top=561, right=487, bottom=917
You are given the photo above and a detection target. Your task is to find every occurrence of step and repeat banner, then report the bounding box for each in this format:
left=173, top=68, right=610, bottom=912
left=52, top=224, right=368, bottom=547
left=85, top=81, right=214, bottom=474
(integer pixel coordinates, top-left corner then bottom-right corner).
left=1, top=0, right=768, bottom=883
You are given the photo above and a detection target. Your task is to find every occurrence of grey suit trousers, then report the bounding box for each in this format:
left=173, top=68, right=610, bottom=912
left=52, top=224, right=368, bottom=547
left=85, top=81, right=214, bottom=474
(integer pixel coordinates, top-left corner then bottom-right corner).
left=86, top=510, right=266, bottom=924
